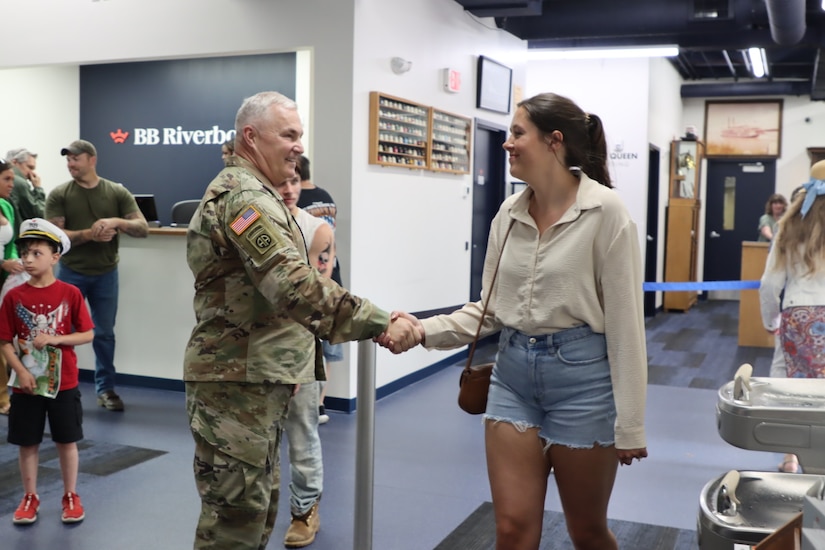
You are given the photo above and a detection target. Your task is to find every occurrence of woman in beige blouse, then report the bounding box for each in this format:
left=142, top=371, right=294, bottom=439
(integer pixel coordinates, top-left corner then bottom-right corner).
left=383, top=93, right=648, bottom=550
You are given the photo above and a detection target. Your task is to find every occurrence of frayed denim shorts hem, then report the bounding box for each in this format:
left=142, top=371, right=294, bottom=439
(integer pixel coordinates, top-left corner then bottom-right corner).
left=484, top=325, right=616, bottom=449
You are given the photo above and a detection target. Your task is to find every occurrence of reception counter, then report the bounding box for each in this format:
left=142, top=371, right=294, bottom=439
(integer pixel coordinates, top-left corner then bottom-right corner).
left=75, top=228, right=194, bottom=389
left=72, top=228, right=456, bottom=409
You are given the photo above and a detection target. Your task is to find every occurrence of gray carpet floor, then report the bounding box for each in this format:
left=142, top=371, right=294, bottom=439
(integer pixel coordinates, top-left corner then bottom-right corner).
left=644, top=300, right=773, bottom=389
left=471, top=299, right=774, bottom=390
left=436, top=501, right=697, bottom=550
left=0, top=424, right=166, bottom=516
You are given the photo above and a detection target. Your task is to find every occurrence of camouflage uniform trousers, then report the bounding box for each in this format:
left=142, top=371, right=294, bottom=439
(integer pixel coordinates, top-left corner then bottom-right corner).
left=186, top=380, right=293, bottom=550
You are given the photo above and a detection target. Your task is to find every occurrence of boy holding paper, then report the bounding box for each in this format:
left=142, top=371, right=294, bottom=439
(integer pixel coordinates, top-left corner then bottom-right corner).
left=0, top=218, right=94, bottom=525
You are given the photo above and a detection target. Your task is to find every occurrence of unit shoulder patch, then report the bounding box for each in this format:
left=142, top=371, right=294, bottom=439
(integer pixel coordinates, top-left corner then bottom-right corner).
left=232, top=208, right=284, bottom=264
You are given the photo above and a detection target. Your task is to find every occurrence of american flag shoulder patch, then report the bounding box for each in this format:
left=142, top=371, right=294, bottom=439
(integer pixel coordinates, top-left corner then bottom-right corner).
left=230, top=206, right=261, bottom=235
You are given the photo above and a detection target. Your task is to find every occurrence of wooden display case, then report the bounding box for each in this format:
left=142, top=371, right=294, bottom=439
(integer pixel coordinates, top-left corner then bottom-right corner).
left=369, top=92, right=429, bottom=169
left=664, top=139, right=705, bottom=312
left=669, top=139, right=703, bottom=200
left=368, top=91, right=472, bottom=174
left=429, top=108, right=471, bottom=174
left=738, top=241, right=773, bottom=347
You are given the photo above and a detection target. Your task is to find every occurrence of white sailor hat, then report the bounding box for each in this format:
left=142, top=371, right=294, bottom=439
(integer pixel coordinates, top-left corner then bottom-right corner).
left=17, top=218, right=71, bottom=255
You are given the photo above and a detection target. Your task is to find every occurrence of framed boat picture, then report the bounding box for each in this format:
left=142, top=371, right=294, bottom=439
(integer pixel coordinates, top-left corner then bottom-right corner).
left=704, top=99, right=783, bottom=158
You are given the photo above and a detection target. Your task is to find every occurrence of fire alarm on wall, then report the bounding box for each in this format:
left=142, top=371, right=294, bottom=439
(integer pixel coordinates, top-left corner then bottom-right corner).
left=442, top=68, right=461, bottom=93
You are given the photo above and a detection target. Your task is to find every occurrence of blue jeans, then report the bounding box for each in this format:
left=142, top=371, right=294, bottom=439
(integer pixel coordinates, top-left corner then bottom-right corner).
left=284, top=381, right=323, bottom=515
left=58, top=264, right=119, bottom=395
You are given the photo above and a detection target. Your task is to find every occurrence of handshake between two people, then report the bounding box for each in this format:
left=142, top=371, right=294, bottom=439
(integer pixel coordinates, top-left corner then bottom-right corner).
left=374, top=311, right=424, bottom=354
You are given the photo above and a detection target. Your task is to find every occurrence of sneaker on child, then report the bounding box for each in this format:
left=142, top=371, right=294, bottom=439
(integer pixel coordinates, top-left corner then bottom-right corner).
left=318, top=405, right=329, bottom=425
left=13, top=493, right=39, bottom=525
left=61, top=492, right=85, bottom=523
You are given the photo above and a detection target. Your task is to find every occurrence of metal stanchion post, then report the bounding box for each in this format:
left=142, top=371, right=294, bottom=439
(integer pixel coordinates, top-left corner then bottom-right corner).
left=353, top=339, right=376, bottom=550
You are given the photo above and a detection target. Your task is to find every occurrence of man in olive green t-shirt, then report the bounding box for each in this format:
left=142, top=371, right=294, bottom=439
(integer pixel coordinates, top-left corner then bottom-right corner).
left=45, top=139, right=149, bottom=412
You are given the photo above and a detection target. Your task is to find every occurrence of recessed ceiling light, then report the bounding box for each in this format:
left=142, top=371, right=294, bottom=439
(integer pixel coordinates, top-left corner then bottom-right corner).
left=748, top=47, right=767, bottom=78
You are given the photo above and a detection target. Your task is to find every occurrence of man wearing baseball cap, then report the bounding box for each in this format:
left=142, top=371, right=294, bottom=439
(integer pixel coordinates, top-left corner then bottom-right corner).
left=60, top=140, right=97, bottom=158
left=45, top=139, right=148, bottom=412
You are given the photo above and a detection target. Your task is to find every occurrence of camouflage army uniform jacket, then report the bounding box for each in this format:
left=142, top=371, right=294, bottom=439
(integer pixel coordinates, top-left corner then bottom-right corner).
left=184, top=156, right=389, bottom=384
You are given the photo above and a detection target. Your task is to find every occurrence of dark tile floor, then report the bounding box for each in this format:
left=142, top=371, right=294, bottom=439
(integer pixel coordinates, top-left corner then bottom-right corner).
left=645, top=299, right=773, bottom=389
left=0, top=300, right=781, bottom=549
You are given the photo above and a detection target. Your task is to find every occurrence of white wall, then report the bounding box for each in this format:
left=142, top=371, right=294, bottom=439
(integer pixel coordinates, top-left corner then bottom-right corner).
left=0, top=66, right=79, bottom=190
left=779, top=98, right=825, bottom=191
left=648, top=58, right=691, bottom=306
left=345, top=0, right=526, bottom=395
left=525, top=58, right=654, bottom=255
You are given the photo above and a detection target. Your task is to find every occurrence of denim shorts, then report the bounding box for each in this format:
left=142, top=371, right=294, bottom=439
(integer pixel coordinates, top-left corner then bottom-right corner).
left=485, top=325, right=616, bottom=449
left=322, top=341, right=344, bottom=363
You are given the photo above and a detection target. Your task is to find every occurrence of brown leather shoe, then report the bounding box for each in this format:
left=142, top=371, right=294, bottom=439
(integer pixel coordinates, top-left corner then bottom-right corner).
left=284, top=502, right=320, bottom=548
left=97, top=390, right=125, bottom=411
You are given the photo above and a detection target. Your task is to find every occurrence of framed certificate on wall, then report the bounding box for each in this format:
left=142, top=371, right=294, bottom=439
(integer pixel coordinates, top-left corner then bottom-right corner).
left=476, top=55, right=512, bottom=114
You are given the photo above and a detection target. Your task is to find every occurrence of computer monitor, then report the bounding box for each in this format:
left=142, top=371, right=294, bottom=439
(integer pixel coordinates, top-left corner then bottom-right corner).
left=133, top=194, right=160, bottom=227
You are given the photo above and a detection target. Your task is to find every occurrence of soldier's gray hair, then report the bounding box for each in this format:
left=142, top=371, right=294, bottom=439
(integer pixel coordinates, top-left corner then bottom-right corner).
left=5, top=148, right=37, bottom=163
left=235, top=91, right=298, bottom=132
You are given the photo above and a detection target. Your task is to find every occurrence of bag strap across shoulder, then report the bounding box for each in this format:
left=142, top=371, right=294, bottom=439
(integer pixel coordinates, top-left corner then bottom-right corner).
left=464, top=218, right=515, bottom=370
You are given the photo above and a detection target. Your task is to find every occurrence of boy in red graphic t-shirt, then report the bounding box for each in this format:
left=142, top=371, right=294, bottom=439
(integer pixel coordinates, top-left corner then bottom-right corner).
left=0, top=218, right=94, bottom=526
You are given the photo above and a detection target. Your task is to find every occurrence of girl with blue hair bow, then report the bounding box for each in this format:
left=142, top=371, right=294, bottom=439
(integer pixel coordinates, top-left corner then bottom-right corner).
left=760, top=159, right=825, bottom=473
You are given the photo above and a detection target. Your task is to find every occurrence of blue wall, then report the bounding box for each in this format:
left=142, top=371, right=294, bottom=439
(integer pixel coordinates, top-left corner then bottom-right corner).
left=78, top=53, right=297, bottom=225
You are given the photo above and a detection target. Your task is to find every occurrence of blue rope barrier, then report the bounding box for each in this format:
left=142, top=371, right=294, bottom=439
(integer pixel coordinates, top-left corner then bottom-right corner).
left=643, top=280, right=760, bottom=292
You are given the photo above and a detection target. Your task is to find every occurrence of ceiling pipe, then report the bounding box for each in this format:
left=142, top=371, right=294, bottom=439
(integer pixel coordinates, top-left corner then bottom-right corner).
left=452, top=0, right=542, bottom=17
left=495, top=0, right=785, bottom=48
left=721, top=50, right=737, bottom=78
left=674, top=55, right=697, bottom=80
left=681, top=80, right=809, bottom=98
left=813, top=48, right=825, bottom=100
left=698, top=51, right=719, bottom=79
left=765, top=0, right=806, bottom=45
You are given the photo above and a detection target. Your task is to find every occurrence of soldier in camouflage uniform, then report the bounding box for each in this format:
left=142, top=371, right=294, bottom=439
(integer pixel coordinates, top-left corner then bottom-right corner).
left=183, top=91, right=417, bottom=550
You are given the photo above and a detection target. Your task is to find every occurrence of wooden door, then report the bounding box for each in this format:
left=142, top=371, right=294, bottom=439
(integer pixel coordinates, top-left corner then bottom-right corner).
left=470, top=119, right=507, bottom=301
